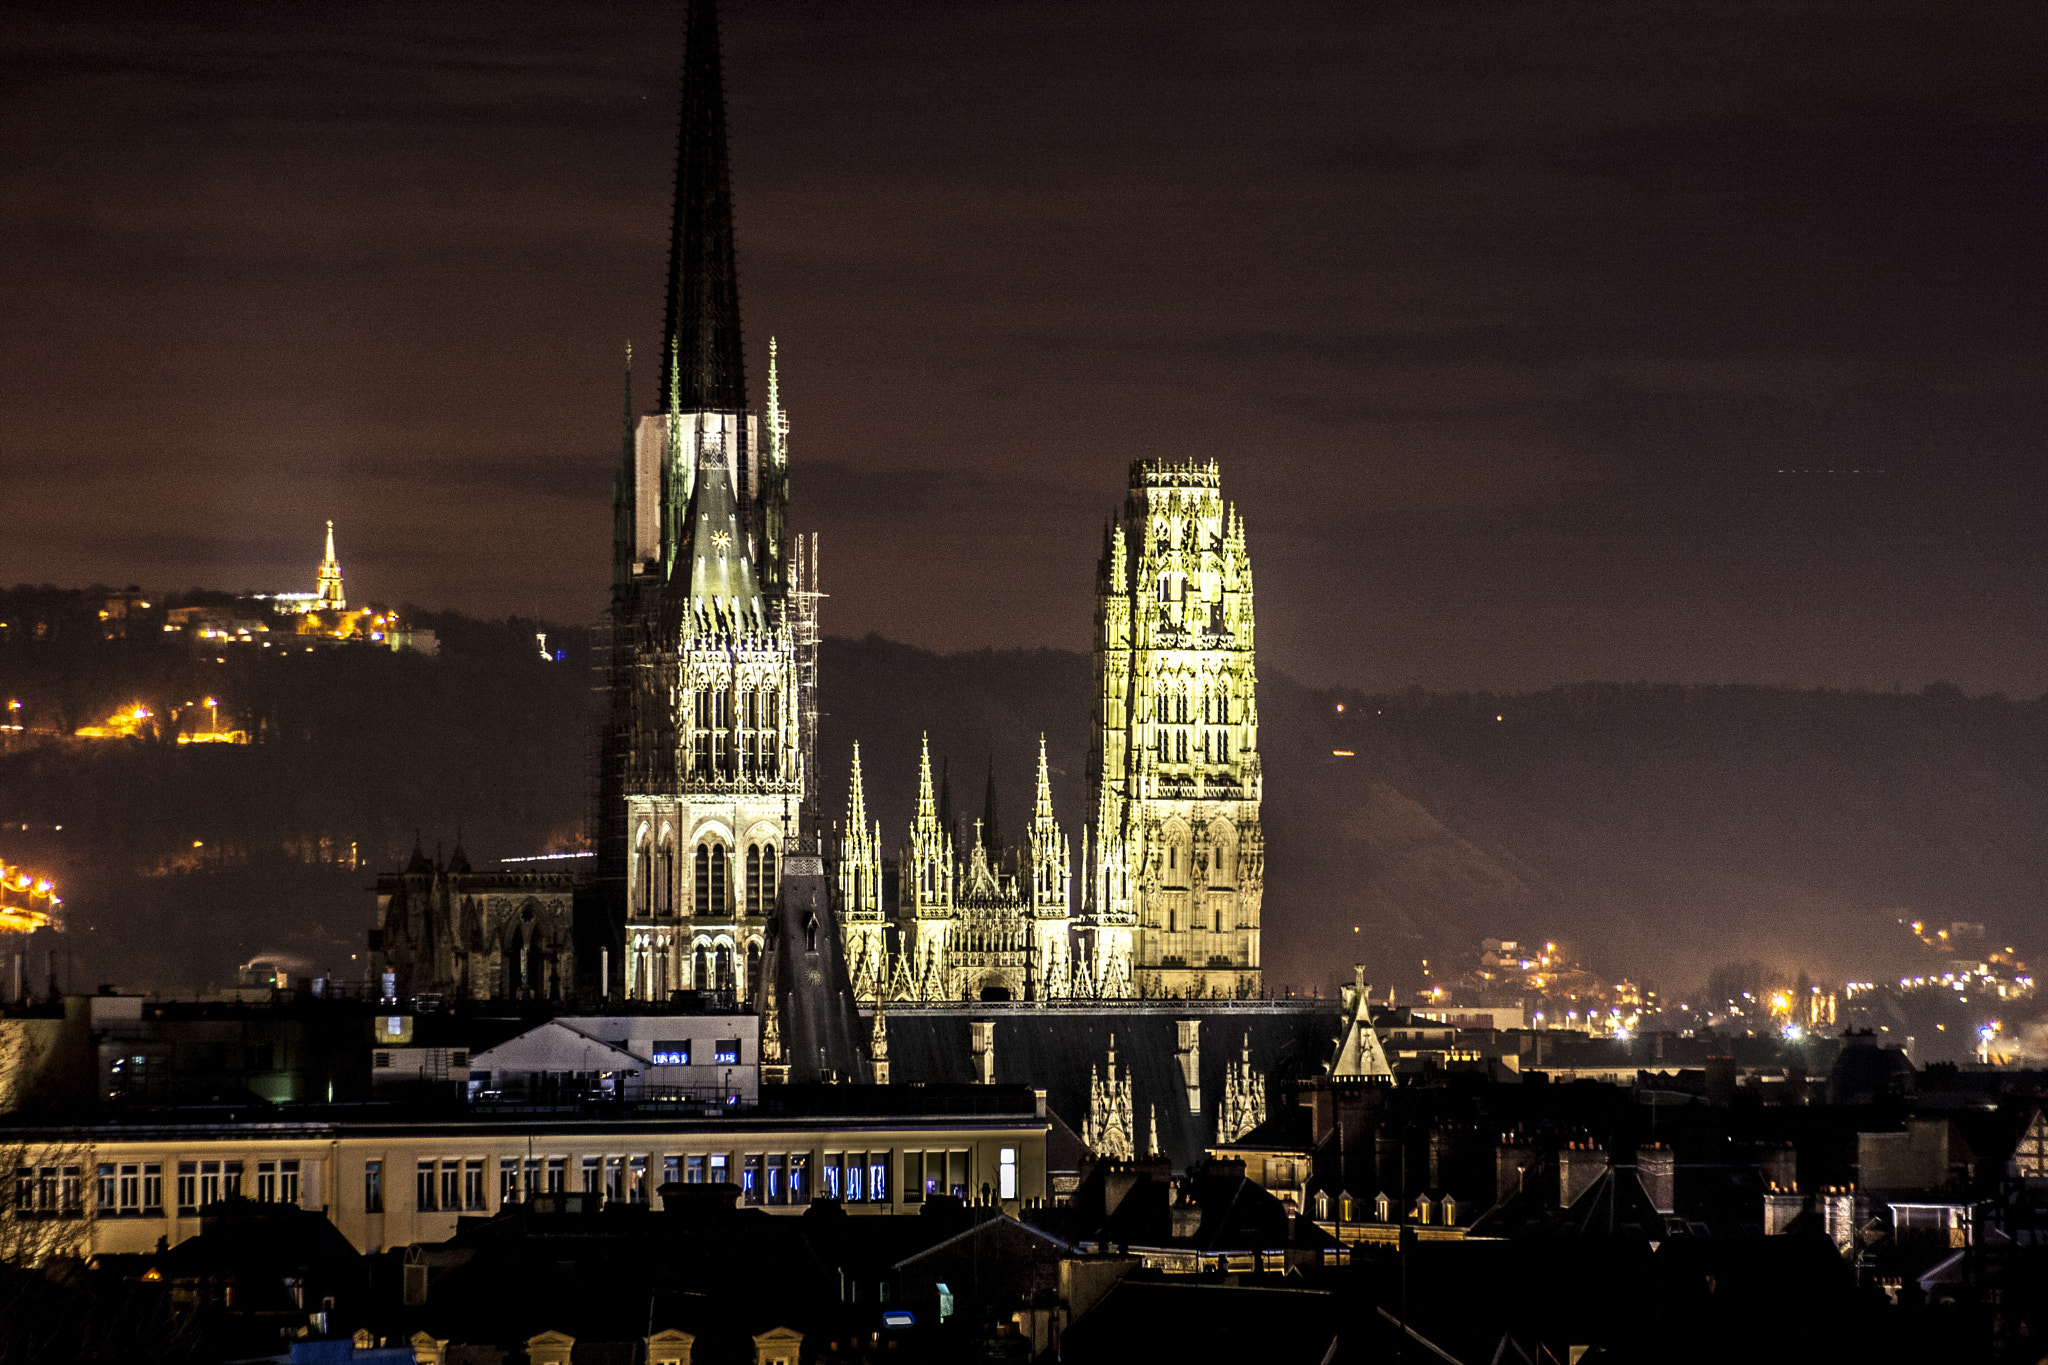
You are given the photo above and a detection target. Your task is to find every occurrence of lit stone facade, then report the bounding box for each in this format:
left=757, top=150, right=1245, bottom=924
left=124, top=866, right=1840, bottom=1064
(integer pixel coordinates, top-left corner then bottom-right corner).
left=598, top=0, right=813, bottom=1009
left=377, top=846, right=575, bottom=1003
left=839, top=737, right=1083, bottom=1003
left=619, top=363, right=803, bottom=1004
left=1094, top=458, right=1263, bottom=999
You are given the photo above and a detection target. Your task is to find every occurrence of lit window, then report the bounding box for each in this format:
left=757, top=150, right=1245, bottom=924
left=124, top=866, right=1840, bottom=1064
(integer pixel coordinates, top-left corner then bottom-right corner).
left=999, top=1148, right=1017, bottom=1201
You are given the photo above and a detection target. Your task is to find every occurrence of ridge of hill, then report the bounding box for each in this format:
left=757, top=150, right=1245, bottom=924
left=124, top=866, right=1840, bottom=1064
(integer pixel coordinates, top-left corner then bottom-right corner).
left=3, top=619, right=2043, bottom=997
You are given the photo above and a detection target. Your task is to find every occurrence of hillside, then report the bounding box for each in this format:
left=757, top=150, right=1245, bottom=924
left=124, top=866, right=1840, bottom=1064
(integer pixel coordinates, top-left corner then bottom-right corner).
left=4, top=617, right=2045, bottom=997
left=817, top=645, right=2048, bottom=998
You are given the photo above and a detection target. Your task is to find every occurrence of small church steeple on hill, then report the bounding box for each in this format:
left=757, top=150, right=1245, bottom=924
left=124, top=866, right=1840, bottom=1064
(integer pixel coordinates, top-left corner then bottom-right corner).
left=316, top=520, right=345, bottom=611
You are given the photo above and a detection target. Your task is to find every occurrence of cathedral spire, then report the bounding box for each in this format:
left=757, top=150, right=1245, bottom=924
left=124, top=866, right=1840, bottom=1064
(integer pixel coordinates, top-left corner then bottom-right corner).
left=982, top=757, right=1002, bottom=858
left=916, top=734, right=937, bottom=823
left=847, top=741, right=868, bottom=830
left=1033, top=735, right=1055, bottom=825
left=660, top=0, right=747, bottom=415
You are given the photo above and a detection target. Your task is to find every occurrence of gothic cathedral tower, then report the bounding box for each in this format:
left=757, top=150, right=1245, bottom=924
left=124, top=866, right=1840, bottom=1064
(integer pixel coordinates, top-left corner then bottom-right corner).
left=599, top=0, right=807, bottom=1005
left=1092, top=459, right=1263, bottom=999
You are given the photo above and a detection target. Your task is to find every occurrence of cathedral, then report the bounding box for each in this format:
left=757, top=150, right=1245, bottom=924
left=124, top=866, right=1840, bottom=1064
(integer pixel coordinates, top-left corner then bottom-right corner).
left=370, top=0, right=1323, bottom=1162
left=834, top=458, right=1266, bottom=1004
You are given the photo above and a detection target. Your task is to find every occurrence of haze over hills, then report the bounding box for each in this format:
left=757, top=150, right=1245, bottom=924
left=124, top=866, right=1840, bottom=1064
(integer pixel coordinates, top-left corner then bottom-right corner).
left=3, top=605, right=2044, bottom=1003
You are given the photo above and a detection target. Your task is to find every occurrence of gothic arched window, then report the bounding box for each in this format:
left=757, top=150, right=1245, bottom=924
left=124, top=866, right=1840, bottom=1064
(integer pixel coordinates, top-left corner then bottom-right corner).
left=745, top=845, right=762, bottom=916
left=693, top=844, right=711, bottom=915
left=714, top=942, right=733, bottom=991
left=692, top=943, right=709, bottom=990
left=635, top=838, right=651, bottom=916
left=761, top=846, right=777, bottom=908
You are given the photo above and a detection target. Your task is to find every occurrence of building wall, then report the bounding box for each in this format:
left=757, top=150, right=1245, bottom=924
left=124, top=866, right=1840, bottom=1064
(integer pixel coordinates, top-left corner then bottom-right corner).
left=377, top=869, right=575, bottom=1003
left=22, top=1117, right=1049, bottom=1257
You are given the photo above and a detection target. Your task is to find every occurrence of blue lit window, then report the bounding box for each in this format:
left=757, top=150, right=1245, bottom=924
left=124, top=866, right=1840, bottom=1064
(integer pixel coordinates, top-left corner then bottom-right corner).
left=713, top=1038, right=740, bottom=1064
left=652, top=1040, right=690, bottom=1066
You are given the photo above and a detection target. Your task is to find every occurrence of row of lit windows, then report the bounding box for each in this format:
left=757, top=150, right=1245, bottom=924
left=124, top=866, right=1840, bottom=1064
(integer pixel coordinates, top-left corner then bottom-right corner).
left=1157, top=692, right=1237, bottom=725
left=688, top=688, right=782, bottom=778
left=634, top=840, right=777, bottom=917
left=628, top=936, right=760, bottom=996
left=12, top=1159, right=306, bottom=1218
left=1160, top=904, right=1237, bottom=934
left=354, top=1146, right=1019, bottom=1214
left=1155, top=727, right=1232, bottom=765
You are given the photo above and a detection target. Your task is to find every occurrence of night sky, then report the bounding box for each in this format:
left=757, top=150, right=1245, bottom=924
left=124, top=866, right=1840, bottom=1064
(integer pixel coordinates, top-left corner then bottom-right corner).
left=7, top=1, right=2048, bottom=693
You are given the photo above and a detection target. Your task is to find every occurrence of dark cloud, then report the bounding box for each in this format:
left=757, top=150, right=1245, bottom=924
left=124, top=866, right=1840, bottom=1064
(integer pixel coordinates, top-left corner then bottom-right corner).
left=6, top=0, right=2048, bottom=690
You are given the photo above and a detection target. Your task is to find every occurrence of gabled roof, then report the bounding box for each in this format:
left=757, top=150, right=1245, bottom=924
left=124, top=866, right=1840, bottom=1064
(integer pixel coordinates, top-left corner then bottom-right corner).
left=471, top=1020, right=647, bottom=1073
left=893, top=1213, right=1071, bottom=1271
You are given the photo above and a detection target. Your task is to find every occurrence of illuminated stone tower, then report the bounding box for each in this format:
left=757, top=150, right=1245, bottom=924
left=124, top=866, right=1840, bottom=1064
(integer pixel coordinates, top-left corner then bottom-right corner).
left=316, top=520, right=345, bottom=611
left=605, top=0, right=805, bottom=1004
left=1091, top=459, right=1263, bottom=999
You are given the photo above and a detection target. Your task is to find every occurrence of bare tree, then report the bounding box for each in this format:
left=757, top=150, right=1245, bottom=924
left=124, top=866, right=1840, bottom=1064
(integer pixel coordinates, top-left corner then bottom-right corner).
left=0, top=1135, right=95, bottom=1269
left=0, top=1021, right=94, bottom=1269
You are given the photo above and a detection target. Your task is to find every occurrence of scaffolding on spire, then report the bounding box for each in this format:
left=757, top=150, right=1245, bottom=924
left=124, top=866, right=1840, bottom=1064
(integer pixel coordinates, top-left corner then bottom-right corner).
left=791, top=531, right=823, bottom=850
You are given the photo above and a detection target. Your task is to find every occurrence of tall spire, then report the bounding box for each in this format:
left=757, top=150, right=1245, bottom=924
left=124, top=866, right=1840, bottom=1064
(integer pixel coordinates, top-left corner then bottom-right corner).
left=661, top=0, right=747, bottom=415
left=916, top=734, right=937, bottom=823
left=982, top=757, right=1002, bottom=857
left=1034, top=735, right=1055, bottom=824
left=847, top=741, right=868, bottom=830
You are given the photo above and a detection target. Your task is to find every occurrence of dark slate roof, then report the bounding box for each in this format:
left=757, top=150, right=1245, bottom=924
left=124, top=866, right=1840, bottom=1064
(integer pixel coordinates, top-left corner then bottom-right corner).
left=415, top=1197, right=831, bottom=1352
left=879, top=1003, right=1339, bottom=1169
left=1181, top=1172, right=1336, bottom=1253
left=1060, top=1281, right=1400, bottom=1365
left=766, top=860, right=867, bottom=1083
left=1216, top=1098, right=1316, bottom=1153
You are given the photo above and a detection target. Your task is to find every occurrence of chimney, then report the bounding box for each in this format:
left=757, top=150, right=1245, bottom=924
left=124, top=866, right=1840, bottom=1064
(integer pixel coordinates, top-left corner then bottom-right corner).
left=1560, top=1143, right=1609, bottom=1208
left=1496, top=1138, right=1535, bottom=1204
left=1637, top=1144, right=1675, bottom=1215
left=1756, top=1144, right=1796, bottom=1193
left=1705, top=1054, right=1737, bottom=1105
